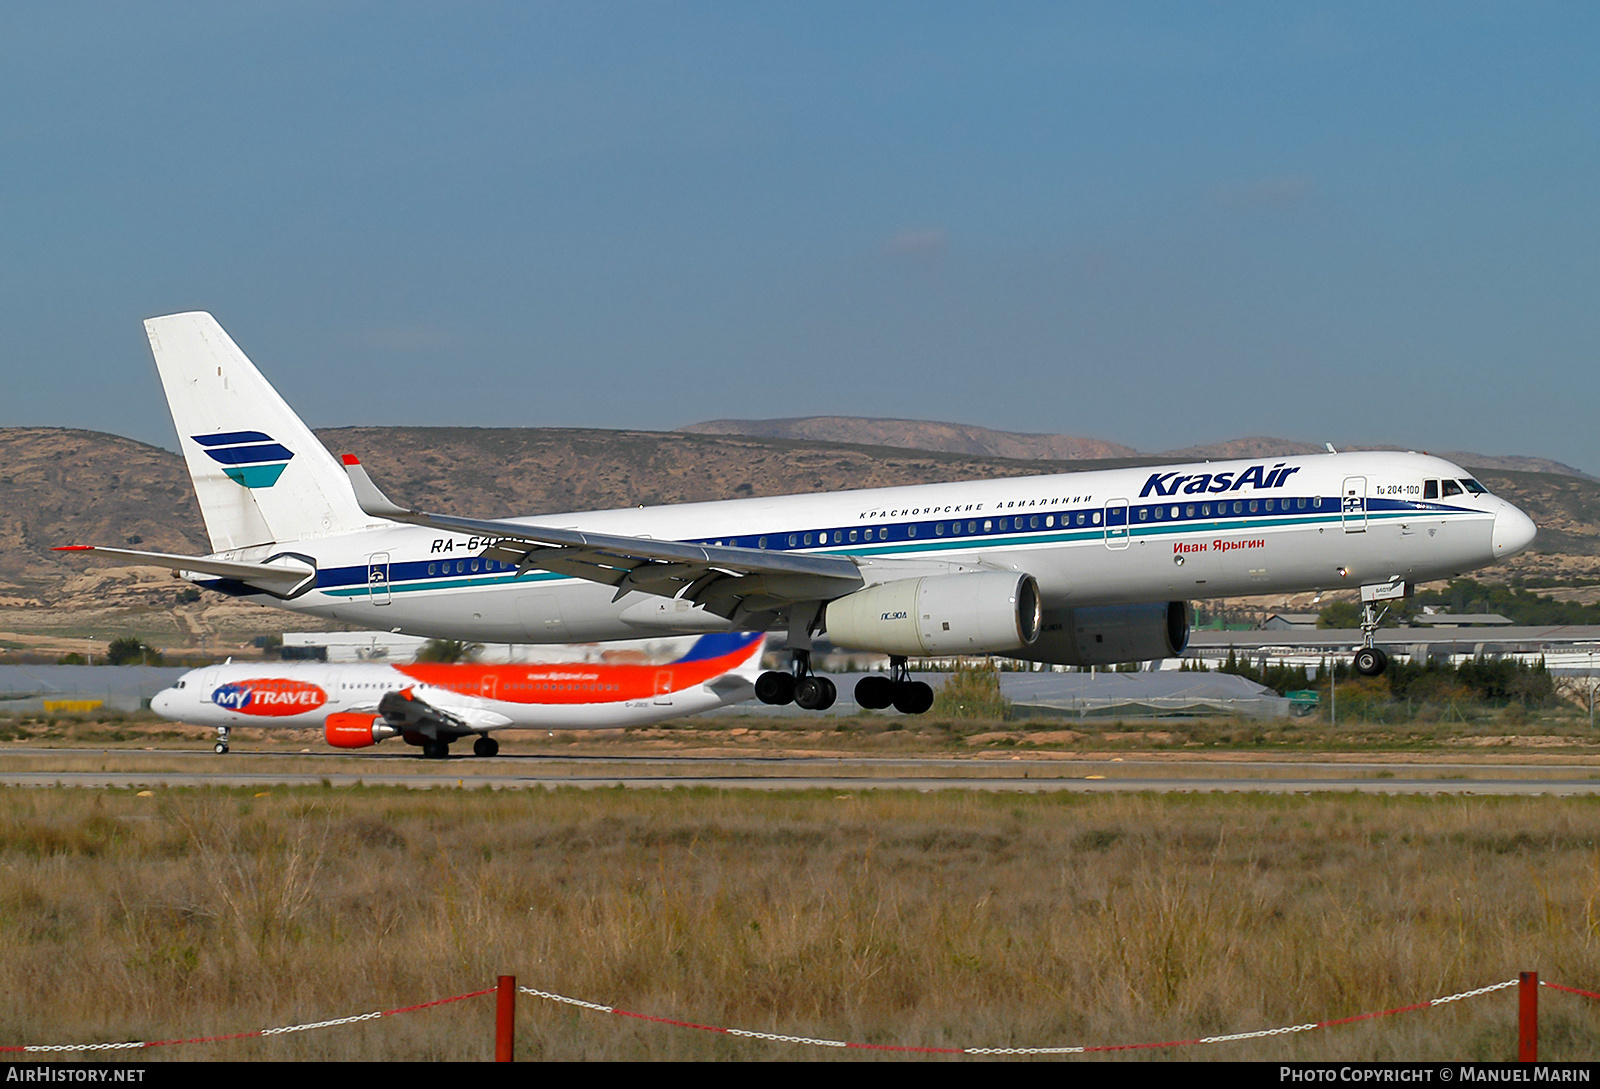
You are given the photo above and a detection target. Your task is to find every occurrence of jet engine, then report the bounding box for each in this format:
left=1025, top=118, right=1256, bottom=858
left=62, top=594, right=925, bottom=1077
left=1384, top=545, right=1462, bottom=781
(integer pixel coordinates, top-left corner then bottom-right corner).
left=1013, top=601, right=1191, bottom=667
left=823, top=572, right=1042, bottom=656
left=324, top=713, right=400, bottom=749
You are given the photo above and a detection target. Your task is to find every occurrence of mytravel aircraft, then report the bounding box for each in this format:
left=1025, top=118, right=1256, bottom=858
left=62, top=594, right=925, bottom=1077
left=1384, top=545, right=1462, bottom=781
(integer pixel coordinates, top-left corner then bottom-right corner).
left=63, top=313, right=1537, bottom=715
left=153, top=632, right=765, bottom=758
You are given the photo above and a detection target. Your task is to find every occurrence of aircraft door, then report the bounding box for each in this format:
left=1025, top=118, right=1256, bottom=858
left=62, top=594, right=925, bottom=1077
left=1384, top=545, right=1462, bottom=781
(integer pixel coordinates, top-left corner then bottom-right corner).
left=654, top=670, right=674, bottom=705
left=367, top=553, right=391, bottom=605
left=479, top=673, right=498, bottom=700
left=1341, top=478, right=1367, bottom=533
left=1104, top=499, right=1130, bottom=550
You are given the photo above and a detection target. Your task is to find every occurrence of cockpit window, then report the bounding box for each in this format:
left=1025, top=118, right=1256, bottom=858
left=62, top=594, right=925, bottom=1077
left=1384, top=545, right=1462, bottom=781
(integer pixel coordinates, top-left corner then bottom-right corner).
left=1441, top=480, right=1463, bottom=497
left=1424, top=480, right=1439, bottom=500
left=1461, top=479, right=1487, bottom=495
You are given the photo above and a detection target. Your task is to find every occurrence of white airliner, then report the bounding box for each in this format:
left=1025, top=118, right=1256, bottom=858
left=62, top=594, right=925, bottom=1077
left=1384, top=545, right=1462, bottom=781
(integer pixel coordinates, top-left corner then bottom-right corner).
left=152, top=631, right=765, bottom=757
left=62, top=312, right=1537, bottom=714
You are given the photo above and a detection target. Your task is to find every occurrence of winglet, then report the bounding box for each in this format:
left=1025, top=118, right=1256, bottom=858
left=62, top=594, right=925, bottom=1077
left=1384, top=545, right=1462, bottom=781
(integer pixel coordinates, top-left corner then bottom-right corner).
left=342, top=457, right=413, bottom=520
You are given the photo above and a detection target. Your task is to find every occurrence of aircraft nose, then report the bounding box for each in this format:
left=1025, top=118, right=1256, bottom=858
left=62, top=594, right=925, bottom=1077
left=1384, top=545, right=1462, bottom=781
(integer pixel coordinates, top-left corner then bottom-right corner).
left=150, top=689, right=176, bottom=717
left=1493, top=501, right=1537, bottom=558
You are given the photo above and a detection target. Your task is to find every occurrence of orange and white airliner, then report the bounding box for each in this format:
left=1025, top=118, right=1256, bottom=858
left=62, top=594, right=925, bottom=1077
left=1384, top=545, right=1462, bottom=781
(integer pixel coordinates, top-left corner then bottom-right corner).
left=152, top=632, right=765, bottom=757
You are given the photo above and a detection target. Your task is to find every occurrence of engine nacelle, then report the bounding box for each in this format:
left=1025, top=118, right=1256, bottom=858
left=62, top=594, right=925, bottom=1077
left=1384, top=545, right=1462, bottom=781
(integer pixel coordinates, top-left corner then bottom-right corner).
left=324, top=713, right=400, bottom=749
left=824, top=572, right=1042, bottom=656
left=1012, top=601, right=1191, bottom=667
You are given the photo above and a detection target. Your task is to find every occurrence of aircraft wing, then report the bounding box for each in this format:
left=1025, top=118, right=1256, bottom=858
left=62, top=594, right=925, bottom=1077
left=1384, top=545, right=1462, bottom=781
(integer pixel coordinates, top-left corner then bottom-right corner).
left=343, top=457, right=867, bottom=613
left=378, top=687, right=513, bottom=734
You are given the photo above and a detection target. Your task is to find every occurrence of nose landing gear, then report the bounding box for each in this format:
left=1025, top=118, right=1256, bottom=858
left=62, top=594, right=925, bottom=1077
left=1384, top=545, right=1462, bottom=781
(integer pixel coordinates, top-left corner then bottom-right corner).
left=1353, top=580, right=1408, bottom=677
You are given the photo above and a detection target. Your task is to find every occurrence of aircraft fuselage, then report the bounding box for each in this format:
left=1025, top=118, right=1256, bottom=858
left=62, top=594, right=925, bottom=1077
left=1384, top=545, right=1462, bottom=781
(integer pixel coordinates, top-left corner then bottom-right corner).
left=198, top=450, right=1533, bottom=645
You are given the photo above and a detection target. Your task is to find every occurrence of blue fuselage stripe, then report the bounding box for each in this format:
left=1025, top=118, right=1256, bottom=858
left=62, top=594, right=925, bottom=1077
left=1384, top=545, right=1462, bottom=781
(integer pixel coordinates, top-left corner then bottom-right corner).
left=310, top=496, right=1477, bottom=599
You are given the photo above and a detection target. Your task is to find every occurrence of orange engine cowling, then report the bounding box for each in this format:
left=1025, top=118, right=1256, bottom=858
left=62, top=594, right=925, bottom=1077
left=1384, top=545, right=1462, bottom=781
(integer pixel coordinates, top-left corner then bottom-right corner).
left=325, top=713, right=399, bottom=749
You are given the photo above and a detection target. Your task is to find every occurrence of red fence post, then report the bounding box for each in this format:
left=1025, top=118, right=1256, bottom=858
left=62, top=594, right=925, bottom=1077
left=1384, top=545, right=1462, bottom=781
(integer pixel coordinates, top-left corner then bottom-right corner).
left=1518, top=971, right=1537, bottom=1062
left=496, top=975, right=516, bottom=1062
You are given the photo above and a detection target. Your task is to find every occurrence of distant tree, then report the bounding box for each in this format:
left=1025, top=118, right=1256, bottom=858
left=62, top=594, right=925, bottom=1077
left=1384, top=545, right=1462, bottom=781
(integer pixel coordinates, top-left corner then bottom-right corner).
left=56, top=652, right=86, bottom=665
left=1220, top=648, right=1311, bottom=695
left=415, top=639, right=483, bottom=664
left=1413, top=578, right=1600, bottom=627
left=106, top=637, right=163, bottom=666
left=106, top=637, right=144, bottom=665
left=1317, top=602, right=1361, bottom=629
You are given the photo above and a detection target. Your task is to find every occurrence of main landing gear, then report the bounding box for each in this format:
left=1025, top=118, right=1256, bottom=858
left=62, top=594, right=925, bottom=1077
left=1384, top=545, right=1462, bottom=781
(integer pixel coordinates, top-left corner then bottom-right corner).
left=755, top=607, right=931, bottom=715
left=756, top=606, right=840, bottom=711
left=417, top=736, right=501, bottom=758
left=756, top=649, right=838, bottom=711
left=758, top=653, right=934, bottom=715
left=853, top=657, right=935, bottom=715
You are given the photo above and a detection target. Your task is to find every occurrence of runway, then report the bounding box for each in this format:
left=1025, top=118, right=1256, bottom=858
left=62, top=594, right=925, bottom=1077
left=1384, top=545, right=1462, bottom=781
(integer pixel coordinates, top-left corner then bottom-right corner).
left=5, top=748, right=1600, bottom=795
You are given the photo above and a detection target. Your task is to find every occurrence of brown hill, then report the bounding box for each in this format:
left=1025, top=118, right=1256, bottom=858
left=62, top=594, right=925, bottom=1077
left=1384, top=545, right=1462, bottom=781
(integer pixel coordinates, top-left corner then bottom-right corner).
left=0, top=428, right=206, bottom=597
left=684, top=418, right=1595, bottom=480
left=682, top=417, right=1139, bottom=461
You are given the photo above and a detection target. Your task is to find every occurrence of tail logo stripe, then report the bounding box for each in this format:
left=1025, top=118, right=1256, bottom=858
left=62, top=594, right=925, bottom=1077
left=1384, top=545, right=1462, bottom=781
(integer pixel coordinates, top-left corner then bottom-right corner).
left=192, top=430, right=275, bottom=446
left=191, top=431, right=295, bottom=489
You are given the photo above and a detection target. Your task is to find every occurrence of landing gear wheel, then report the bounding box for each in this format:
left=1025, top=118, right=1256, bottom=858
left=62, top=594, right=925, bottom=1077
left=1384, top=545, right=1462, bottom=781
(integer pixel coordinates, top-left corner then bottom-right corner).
left=892, top=681, right=935, bottom=715
left=422, top=740, right=450, bottom=759
left=1353, top=646, right=1388, bottom=677
left=854, top=675, right=893, bottom=710
left=756, top=671, right=796, bottom=705
left=1353, top=595, right=1394, bottom=678
left=473, top=735, right=500, bottom=758
left=881, top=656, right=934, bottom=714
left=795, top=676, right=837, bottom=711
left=213, top=727, right=230, bottom=755
left=769, top=640, right=837, bottom=712
left=214, top=741, right=229, bottom=755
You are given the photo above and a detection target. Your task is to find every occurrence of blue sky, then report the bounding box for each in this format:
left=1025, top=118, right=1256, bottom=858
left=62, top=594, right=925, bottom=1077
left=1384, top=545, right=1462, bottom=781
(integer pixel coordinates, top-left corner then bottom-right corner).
left=3, top=3, right=1596, bottom=470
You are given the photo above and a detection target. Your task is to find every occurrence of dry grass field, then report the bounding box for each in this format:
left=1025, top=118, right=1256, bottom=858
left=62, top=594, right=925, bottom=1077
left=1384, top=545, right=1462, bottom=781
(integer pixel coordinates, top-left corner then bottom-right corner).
left=2, top=784, right=1599, bottom=1061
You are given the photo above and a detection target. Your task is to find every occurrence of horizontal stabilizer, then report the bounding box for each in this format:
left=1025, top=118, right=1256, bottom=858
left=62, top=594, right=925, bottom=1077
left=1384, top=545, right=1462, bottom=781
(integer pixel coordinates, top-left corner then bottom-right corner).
left=53, top=545, right=316, bottom=598
left=706, top=673, right=758, bottom=697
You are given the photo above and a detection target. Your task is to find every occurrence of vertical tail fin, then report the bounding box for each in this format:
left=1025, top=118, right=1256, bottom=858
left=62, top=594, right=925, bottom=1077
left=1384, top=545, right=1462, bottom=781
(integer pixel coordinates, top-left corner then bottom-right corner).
left=672, top=632, right=767, bottom=679
left=145, top=312, right=373, bottom=552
